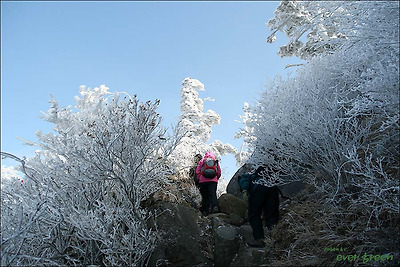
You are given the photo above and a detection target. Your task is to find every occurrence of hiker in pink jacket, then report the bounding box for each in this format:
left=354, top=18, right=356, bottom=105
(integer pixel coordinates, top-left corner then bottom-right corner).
left=196, top=151, right=221, bottom=215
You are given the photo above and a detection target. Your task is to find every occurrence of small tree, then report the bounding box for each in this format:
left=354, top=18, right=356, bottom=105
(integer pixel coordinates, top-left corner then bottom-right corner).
left=171, top=77, right=237, bottom=196
left=176, top=78, right=237, bottom=161
left=1, top=85, right=181, bottom=266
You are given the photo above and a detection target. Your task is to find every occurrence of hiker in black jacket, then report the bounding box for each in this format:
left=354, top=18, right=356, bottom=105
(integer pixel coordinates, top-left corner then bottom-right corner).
left=238, top=166, right=288, bottom=248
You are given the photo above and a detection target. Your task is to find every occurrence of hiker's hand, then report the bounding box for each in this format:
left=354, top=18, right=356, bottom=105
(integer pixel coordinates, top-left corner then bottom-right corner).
left=243, top=190, right=249, bottom=203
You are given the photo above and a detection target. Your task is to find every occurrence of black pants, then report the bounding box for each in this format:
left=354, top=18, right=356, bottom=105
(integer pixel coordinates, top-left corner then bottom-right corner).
left=248, top=186, right=280, bottom=240
left=199, top=181, right=218, bottom=215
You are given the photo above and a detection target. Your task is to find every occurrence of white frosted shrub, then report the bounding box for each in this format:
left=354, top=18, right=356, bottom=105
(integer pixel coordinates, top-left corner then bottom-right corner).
left=1, top=86, right=180, bottom=266
left=238, top=1, right=399, bottom=226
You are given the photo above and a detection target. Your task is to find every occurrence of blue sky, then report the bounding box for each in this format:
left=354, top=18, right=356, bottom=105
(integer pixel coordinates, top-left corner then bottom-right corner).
left=1, top=1, right=303, bottom=180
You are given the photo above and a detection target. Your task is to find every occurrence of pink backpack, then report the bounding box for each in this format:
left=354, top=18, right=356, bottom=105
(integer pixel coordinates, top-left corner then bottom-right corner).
left=201, top=158, right=218, bottom=178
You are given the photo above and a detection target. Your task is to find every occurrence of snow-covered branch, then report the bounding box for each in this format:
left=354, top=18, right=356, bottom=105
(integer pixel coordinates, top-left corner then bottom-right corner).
left=267, top=1, right=399, bottom=60
left=238, top=0, right=399, bottom=226
left=1, top=86, right=182, bottom=266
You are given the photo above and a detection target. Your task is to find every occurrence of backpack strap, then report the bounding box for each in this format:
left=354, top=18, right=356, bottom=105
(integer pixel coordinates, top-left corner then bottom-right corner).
left=200, top=160, right=205, bottom=173
left=200, top=157, right=208, bottom=173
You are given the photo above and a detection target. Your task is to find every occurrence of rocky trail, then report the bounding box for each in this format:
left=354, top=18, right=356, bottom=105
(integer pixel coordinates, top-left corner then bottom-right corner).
left=144, top=163, right=399, bottom=267
left=147, top=193, right=278, bottom=267
left=146, top=165, right=303, bottom=267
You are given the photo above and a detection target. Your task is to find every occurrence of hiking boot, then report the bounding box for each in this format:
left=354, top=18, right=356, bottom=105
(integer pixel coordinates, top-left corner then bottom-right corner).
left=247, top=238, right=265, bottom=248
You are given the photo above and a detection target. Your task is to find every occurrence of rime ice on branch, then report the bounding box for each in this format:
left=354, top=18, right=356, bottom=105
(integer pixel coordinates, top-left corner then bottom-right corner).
left=239, top=1, right=399, bottom=224
left=267, top=1, right=399, bottom=60
left=1, top=85, right=181, bottom=266
left=174, top=78, right=237, bottom=165
left=170, top=78, right=237, bottom=197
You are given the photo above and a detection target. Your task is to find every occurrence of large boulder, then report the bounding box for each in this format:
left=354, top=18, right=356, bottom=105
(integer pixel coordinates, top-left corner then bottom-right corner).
left=232, top=225, right=273, bottom=266
left=217, top=193, right=248, bottom=220
left=236, top=224, right=253, bottom=244
left=213, top=225, right=240, bottom=267
left=147, top=202, right=213, bottom=266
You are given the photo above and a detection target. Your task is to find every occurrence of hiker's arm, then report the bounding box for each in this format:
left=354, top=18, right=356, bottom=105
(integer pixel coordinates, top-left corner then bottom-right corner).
left=238, top=174, right=250, bottom=192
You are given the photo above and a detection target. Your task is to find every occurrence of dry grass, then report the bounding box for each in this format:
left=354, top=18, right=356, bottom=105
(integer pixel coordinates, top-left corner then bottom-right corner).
left=268, top=183, right=399, bottom=266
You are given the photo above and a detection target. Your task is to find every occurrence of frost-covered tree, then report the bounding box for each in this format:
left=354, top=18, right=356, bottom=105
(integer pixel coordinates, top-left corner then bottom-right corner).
left=267, top=1, right=399, bottom=60
left=171, top=78, right=237, bottom=195
left=238, top=1, right=399, bottom=226
left=1, top=85, right=181, bottom=266
left=176, top=78, right=237, bottom=160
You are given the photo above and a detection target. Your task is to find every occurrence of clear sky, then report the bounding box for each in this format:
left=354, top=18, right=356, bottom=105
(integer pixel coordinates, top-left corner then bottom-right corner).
left=1, top=1, right=303, bottom=180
